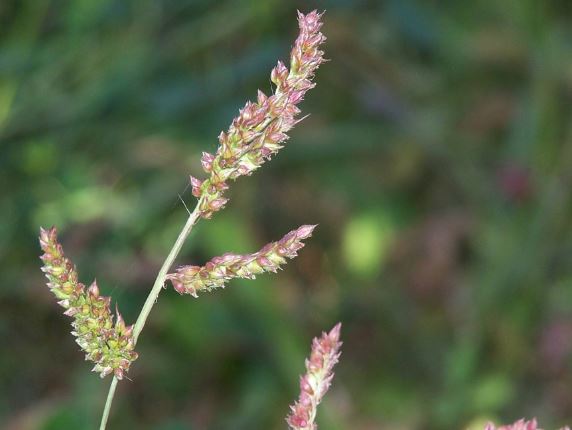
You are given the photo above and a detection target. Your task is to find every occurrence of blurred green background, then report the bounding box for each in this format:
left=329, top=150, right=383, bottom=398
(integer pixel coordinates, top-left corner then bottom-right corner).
left=2, top=0, right=572, bottom=429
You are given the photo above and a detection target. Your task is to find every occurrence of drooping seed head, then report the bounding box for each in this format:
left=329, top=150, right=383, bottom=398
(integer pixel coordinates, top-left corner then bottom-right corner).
left=39, top=227, right=138, bottom=379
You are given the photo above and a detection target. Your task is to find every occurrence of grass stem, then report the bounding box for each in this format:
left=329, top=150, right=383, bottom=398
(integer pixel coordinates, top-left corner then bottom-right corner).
left=99, top=197, right=204, bottom=429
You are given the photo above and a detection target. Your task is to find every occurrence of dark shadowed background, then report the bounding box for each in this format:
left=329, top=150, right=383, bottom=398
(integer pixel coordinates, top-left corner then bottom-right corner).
left=2, top=0, right=572, bottom=429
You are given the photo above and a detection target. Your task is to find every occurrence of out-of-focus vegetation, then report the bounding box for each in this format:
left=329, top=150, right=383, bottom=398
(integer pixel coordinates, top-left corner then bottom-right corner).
left=2, top=0, right=572, bottom=429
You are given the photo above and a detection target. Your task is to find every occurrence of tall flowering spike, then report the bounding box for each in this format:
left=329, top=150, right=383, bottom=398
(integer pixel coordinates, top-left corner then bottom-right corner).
left=484, top=419, right=570, bottom=430
left=192, top=10, right=326, bottom=218
left=39, top=227, right=138, bottom=379
left=166, top=225, right=316, bottom=297
left=286, top=323, right=342, bottom=430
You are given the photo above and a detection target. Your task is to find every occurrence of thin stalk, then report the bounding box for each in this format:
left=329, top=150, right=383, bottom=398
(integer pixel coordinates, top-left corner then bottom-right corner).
left=99, top=197, right=204, bottom=430
left=99, top=377, right=118, bottom=430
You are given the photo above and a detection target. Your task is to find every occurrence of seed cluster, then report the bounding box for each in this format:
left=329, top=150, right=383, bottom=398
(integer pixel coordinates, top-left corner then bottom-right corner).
left=190, top=11, right=326, bottom=218
left=40, top=227, right=137, bottom=379
left=286, top=323, right=342, bottom=430
left=485, top=419, right=570, bottom=430
left=167, top=225, right=316, bottom=297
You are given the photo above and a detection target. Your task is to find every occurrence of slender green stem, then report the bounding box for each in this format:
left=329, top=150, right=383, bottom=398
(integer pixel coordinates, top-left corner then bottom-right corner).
left=99, top=197, right=204, bottom=430
left=132, top=201, right=203, bottom=342
left=99, top=377, right=118, bottom=430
